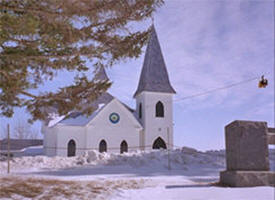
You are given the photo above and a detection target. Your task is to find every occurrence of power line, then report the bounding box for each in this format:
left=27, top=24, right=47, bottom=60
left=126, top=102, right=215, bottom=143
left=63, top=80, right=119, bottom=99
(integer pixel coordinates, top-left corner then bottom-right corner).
left=135, top=74, right=270, bottom=109
left=141, top=74, right=268, bottom=108
left=174, top=76, right=261, bottom=102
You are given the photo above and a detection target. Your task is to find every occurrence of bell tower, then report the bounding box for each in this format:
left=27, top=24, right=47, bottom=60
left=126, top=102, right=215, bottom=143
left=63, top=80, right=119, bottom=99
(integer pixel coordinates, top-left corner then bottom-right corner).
left=134, top=25, right=176, bottom=150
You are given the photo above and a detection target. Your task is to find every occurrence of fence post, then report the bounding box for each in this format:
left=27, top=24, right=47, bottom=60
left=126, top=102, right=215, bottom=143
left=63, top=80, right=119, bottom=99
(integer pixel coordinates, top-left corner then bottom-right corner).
left=7, top=124, right=10, bottom=174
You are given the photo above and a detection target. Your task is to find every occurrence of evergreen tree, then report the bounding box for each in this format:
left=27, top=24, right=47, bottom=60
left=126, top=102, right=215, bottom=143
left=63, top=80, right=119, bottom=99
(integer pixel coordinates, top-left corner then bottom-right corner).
left=0, top=0, right=163, bottom=122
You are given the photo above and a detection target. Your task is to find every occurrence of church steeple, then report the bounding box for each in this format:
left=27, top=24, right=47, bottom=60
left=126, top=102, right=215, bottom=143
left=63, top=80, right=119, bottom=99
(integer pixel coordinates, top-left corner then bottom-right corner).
left=133, top=25, right=176, bottom=97
left=94, top=66, right=109, bottom=81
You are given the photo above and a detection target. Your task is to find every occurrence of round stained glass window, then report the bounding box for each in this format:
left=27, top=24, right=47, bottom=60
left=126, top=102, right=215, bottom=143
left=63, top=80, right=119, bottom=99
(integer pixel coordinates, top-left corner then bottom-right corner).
left=109, top=113, right=120, bottom=124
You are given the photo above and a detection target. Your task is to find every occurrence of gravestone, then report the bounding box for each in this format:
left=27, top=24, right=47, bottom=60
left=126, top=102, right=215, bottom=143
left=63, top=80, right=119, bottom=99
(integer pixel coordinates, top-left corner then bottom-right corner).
left=220, top=120, right=275, bottom=187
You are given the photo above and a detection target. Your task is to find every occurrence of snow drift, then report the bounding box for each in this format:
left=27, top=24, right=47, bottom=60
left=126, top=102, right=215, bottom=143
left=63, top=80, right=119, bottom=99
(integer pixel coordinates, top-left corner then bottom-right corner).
left=1, top=147, right=274, bottom=174
left=0, top=147, right=225, bottom=173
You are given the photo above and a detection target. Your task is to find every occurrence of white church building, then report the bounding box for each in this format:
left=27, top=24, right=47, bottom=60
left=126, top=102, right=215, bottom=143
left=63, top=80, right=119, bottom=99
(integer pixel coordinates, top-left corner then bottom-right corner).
left=42, top=26, right=176, bottom=157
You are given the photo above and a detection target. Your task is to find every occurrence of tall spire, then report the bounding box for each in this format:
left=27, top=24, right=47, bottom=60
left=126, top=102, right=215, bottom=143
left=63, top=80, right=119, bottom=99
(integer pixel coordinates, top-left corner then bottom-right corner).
left=133, top=25, right=176, bottom=97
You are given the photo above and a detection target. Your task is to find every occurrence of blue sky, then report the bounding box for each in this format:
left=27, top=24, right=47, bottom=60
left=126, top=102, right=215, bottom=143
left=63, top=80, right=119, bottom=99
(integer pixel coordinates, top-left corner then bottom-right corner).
left=1, top=0, right=274, bottom=150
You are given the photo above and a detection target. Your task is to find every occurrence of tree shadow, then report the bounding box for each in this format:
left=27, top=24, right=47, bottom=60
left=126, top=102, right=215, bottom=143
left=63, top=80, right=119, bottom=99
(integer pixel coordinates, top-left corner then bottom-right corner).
left=21, top=165, right=221, bottom=180
left=188, top=177, right=218, bottom=183
left=165, top=184, right=212, bottom=189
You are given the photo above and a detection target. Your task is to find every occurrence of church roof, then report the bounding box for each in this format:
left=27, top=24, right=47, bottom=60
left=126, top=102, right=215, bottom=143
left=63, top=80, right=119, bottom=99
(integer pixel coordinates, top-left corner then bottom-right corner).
left=45, top=66, right=140, bottom=127
left=48, top=93, right=137, bottom=127
left=46, top=67, right=112, bottom=127
left=55, top=94, right=138, bottom=126
left=133, top=25, right=176, bottom=97
left=58, top=92, right=114, bottom=126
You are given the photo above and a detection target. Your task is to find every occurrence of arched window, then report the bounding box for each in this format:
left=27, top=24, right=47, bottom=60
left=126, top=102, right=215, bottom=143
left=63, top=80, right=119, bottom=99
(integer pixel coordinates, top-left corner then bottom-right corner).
left=120, top=140, right=128, bottom=154
left=99, top=140, right=107, bottom=153
left=152, top=137, right=167, bottom=149
left=156, top=101, right=164, bottom=117
left=67, top=140, right=76, bottom=157
left=139, top=103, right=142, bottom=119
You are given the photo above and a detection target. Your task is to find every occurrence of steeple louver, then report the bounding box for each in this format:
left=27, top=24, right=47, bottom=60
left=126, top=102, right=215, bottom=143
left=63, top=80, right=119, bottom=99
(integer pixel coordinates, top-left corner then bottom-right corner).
left=133, top=25, right=176, bottom=97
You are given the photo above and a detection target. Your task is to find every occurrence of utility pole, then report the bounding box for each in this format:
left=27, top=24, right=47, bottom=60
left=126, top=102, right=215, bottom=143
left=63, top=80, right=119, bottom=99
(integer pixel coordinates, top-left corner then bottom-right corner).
left=7, top=124, right=10, bottom=174
left=167, top=127, right=171, bottom=170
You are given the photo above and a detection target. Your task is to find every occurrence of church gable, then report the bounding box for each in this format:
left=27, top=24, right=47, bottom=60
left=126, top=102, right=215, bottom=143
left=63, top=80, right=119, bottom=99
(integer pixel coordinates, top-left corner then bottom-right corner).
left=87, top=98, right=142, bottom=129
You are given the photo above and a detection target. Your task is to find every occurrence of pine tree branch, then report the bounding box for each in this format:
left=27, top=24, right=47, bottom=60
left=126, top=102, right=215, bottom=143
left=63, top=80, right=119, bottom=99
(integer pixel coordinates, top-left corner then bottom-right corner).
left=0, top=51, right=99, bottom=59
left=0, top=69, right=9, bottom=79
left=1, top=70, right=38, bottom=99
left=0, top=1, right=126, bottom=17
left=0, top=5, right=65, bottom=16
left=0, top=0, right=163, bottom=121
left=0, top=1, right=155, bottom=24
left=20, top=91, right=38, bottom=99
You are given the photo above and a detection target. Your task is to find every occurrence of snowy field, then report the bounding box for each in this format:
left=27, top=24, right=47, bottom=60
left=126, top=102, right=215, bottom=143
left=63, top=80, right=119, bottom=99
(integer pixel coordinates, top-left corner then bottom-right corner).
left=0, top=147, right=274, bottom=200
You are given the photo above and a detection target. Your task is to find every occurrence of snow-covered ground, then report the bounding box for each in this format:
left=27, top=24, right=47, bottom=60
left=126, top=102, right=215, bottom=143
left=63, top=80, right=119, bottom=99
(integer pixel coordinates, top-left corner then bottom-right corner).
left=0, top=147, right=274, bottom=200
left=113, top=185, right=273, bottom=200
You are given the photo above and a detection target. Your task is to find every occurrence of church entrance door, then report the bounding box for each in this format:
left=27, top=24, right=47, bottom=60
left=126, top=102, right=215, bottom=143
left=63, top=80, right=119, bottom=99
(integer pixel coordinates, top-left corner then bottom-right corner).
left=67, top=140, right=76, bottom=157
left=152, top=137, right=167, bottom=149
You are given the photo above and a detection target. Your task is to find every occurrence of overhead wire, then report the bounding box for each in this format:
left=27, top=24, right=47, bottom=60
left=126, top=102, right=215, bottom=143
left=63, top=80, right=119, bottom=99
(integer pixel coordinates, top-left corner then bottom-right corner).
left=174, top=76, right=261, bottom=102
left=137, top=73, right=270, bottom=108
